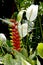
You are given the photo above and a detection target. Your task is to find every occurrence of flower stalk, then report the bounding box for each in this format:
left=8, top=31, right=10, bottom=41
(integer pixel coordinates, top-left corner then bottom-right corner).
left=38, top=15, right=43, bottom=42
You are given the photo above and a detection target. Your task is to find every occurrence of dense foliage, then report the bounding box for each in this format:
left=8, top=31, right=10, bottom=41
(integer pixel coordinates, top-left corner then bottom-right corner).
left=0, top=0, right=43, bottom=65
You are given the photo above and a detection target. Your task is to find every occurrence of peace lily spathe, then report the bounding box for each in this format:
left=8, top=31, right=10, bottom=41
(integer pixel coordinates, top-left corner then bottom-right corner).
left=0, top=33, right=6, bottom=43
left=22, top=23, right=28, bottom=37
left=18, top=23, right=28, bottom=38
left=17, top=10, right=25, bottom=22
left=26, top=4, right=38, bottom=21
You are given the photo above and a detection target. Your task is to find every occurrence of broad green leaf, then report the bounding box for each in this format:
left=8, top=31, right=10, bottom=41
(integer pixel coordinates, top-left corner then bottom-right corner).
left=3, top=54, right=16, bottom=65
left=20, top=48, right=28, bottom=58
left=37, top=43, right=43, bottom=59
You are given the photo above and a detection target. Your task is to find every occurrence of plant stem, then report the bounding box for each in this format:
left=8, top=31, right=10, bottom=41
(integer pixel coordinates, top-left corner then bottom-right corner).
left=38, top=15, right=43, bottom=42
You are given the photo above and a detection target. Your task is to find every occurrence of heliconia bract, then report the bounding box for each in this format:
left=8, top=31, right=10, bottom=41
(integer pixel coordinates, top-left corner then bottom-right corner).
left=9, top=19, right=21, bottom=51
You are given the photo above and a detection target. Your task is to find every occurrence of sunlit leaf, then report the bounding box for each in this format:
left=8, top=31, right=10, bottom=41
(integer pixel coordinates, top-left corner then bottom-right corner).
left=21, top=57, right=31, bottom=65
left=17, top=10, right=25, bottom=22
left=37, top=58, right=41, bottom=65
left=3, top=54, right=16, bottom=65
left=37, top=43, right=43, bottom=59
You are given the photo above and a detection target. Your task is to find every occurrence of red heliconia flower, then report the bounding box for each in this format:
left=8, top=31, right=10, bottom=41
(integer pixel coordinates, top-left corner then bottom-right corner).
left=9, top=19, right=21, bottom=51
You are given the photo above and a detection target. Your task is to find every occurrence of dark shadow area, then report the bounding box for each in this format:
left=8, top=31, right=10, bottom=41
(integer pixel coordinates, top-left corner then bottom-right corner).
left=0, top=20, right=10, bottom=39
left=34, top=0, right=43, bottom=5
left=0, top=0, right=17, bottom=18
left=0, top=0, right=18, bottom=39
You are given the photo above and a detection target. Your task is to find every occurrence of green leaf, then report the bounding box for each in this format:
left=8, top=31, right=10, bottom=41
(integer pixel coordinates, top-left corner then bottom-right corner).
left=13, top=50, right=26, bottom=60
left=21, top=57, right=31, bottom=65
left=37, top=43, right=43, bottom=59
left=17, top=10, right=25, bottom=22
left=11, top=12, right=18, bottom=19
left=2, top=52, right=22, bottom=65
left=37, top=58, right=41, bottom=65
left=3, top=54, right=16, bottom=65
left=20, top=48, right=28, bottom=58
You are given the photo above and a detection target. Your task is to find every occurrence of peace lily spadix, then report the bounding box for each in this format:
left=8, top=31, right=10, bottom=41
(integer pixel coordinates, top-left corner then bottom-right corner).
left=17, top=10, right=25, bottom=22
left=18, top=22, right=28, bottom=38
left=26, top=4, right=38, bottom=21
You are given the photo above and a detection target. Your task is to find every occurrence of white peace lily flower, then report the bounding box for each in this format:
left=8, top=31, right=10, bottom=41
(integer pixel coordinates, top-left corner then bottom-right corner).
left=26, top=4, right=38, bottom=21
left=0, top=33, right=6, bottom=43
left=21, top=57, right=31, bottom=65
left=17, top=10, right=25, bottom=22
left=0, top=61, right=3, bottom=64
left=22, top=23, right=28, bottom=37
left=18, top=23, right=28, bottom=38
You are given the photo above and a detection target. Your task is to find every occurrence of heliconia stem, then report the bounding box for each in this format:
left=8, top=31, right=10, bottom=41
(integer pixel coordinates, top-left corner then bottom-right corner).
left=9, top=19, right=21, bottom=51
